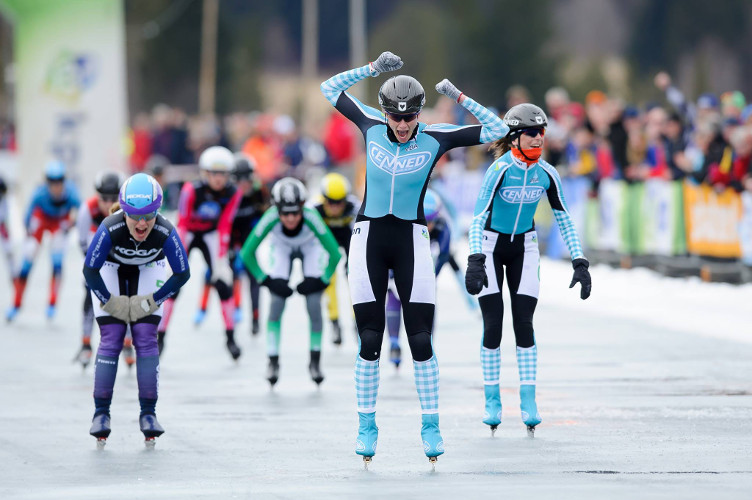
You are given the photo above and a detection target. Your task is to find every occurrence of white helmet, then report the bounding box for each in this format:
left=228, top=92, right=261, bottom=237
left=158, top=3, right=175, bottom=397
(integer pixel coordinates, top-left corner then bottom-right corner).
left=199, top=146, right=235, bottom=172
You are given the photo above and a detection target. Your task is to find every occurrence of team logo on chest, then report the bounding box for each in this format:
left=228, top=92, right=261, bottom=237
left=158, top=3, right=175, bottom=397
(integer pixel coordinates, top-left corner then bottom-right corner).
left=368, top=141, right=432, bottom=175
left=498, top=186, right=545, bottom=203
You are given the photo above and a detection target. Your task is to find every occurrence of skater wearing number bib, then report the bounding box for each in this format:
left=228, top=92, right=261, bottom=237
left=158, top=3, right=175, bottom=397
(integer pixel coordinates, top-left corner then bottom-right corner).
left=321, top=51, right=506, bottom=467
left=83, top=173, right=190, bottom=448
left=465, top=103, right=592, bottom=438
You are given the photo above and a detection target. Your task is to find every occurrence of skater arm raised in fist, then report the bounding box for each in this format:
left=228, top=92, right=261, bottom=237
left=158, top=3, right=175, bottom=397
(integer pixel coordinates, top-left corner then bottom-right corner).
left=302, top=207, right=341, bottom=285
left=239, top=206, right=280, bottom=283
left=320, top=52, right=401, bottom=132
left=369, top=51, right=403, bottom=76
left=569, top=258, right=591, bottom=300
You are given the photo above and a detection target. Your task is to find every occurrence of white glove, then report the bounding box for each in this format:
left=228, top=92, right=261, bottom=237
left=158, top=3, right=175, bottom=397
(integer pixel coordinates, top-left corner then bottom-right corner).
left=435, top=79, right=462, bottom=102
left=129, top=294, right=158, bottom=322
left=211, top=260, right=234, bottom=287
left=370, top=51, right=403, bottom=75
left=101, top=295, right=130, bottom=322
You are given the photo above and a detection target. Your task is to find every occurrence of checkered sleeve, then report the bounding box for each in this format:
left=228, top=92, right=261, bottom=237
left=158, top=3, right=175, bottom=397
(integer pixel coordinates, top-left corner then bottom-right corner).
left=541, top=162, right=584, bottom=260
left=460, top=96, right=508, bottom=143
left=320, top=64, right=375, bottom=106
left=469, top=211, right=489, bottom=255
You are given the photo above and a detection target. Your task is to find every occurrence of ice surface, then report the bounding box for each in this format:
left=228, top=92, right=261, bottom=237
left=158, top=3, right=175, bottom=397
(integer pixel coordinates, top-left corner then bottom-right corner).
left=1, top=239, right=751, bottom=499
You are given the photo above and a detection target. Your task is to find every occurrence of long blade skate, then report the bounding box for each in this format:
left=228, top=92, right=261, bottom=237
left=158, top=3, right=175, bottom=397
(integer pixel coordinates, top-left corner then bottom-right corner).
left=362, top=456, right=372, bottom=470
left=89, top=414, right=111, bottom=449
left=527, top=425, right=536, bottom=438
left=266, top=356, right=280, bottom=387
left=428, top=456, right=438, bottom=471
left=140, top=414, right=164, bottom=449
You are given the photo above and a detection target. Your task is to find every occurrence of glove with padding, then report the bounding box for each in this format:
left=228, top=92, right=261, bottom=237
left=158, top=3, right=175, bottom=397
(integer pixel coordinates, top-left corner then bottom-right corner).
left=129, top=293, right=159, bottom=322
left=261, top=277, right=293, bottom=298
left=435, top=78, right=462, bottom=102
left=569, top=258, right=591, bottom=300
left=370, top=51, right=403, bottom=75
left=296, top=277, right=328, bottom=295
left=102, top=295, right=130, bottom=322
left=465, top=253, right=489, bottom=295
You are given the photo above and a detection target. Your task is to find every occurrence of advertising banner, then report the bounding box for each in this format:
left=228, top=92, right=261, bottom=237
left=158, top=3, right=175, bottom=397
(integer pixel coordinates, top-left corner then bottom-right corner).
left=0, top=0, right=127, bottom=205
left=683, top=182, right=742, bottom=258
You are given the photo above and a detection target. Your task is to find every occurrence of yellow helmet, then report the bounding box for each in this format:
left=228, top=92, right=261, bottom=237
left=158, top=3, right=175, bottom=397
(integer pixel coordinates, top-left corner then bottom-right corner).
left=320, top=173, right=350, bottom=202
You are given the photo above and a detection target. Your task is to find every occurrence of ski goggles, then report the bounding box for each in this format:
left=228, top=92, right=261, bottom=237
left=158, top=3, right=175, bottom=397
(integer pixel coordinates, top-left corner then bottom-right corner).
left=125, top=210, right=158, bottom=222
left=519, top=127, right=546, bottom=138
left=385, top=111, right=419, bottom=123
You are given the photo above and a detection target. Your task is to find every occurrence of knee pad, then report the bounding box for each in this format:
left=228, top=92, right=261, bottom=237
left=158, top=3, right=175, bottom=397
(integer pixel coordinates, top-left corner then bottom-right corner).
left=359, top=329, right=383, bottom=361
left=406, top=331, right=433, bottom=362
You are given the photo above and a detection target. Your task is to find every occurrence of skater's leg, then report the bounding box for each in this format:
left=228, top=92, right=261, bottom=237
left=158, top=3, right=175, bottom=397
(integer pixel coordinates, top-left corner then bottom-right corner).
left=249, top=272, right=261, bottom=328
left=48, top=229, right=67, bottom=314
left=305, top=290, right=325, bottom=383
left=131, top=321, right=160, bottom=414
left=505, top=231, right=541, bottom=429
left=392, top=223, right=443, bottom=458
left=348, top=220, right=389, bottom=457
left=93, top=322, right=128, bottom=415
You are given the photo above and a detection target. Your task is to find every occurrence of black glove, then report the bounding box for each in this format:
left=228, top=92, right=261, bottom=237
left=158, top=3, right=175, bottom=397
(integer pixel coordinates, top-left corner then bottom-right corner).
left=465, top=253, right=489, bottom=295
left=569, top=258, right=591, bottom=300
left=296, top=277, right=328, bottom=295
left=261, top=277, right=293, bottom=298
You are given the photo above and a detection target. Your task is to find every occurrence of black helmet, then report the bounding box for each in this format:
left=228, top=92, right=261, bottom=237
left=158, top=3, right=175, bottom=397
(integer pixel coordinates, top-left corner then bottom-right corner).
left=233, top=152, right=256, bottom=180
left=95, top=172, right=125, bottom=195
left=504, top=103, right=548, bottom=136
left=271, top=177, right=307, bottom=214
left=378, top=75, right=425, bottom=114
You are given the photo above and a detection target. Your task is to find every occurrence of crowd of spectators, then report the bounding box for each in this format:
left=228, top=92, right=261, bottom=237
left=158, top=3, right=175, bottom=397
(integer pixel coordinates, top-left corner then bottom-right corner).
left=533, top=72, right=752, bottom=195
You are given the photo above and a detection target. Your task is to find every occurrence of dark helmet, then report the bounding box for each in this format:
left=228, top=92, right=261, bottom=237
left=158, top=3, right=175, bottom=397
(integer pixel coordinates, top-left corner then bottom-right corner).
left=504, top=103, right=548, bottom=136
left=95, top=172, right=125, bottom=196
left=378, top=75, right=425, bottom=114
left=271, top=177, right=308, bottom=214
left=232, top=152, right=256, bottom=181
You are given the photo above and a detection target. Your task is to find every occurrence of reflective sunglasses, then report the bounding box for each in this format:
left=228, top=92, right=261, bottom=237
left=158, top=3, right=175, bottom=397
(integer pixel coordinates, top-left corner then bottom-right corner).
left=520, top=127, right=546, bottom=138
left=100, top=194, right=118, bottom=203
left=386, top=111, right=419, bottom=123
left=125, top=211, right=158, bottom=222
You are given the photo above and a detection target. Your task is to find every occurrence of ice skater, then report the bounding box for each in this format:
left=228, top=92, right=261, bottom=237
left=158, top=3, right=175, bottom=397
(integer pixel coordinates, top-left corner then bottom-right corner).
left=321, top=50, right=506, bottom=467
left=83, top=173, right=190, bottom=448
left=312, top=172, right=360, bottom=346
left=240, top=177, right=341, bottom=387
left=158, top=146, right=242, bottom=359
left=7, top=161, right=80, bottom=322
left=465, top=103, right=591, bottom=437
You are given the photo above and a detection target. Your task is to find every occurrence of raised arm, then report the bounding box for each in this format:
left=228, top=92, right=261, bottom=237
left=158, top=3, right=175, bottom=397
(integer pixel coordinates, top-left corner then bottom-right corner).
left=435, top=79, right=508, bottom=144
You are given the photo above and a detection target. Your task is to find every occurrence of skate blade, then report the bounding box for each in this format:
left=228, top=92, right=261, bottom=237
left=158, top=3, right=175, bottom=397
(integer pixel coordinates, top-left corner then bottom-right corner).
left=363, top=456, right=372, bottom=470
left=526, top=425, right=536, bottom=438
left=428, top=456, right=438, bottom=471
left=144, top=437, right=157, bottom=449
left=95, top=438, right=107, bottom=450
left=489, top=424, right=498, bottom=437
